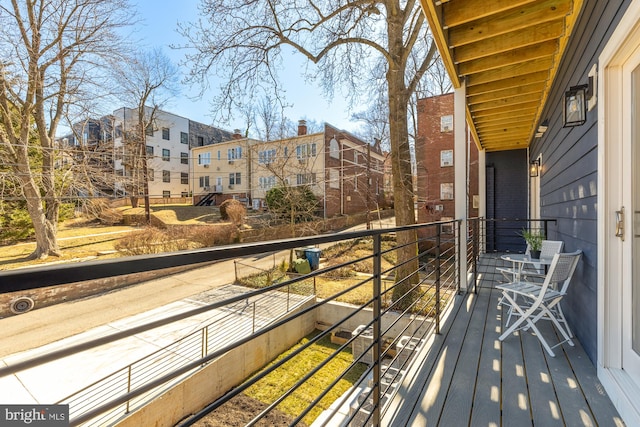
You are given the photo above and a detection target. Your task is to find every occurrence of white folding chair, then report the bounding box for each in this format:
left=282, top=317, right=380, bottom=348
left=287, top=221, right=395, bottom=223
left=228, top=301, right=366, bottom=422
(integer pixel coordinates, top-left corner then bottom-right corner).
left=497, top=250, right=582, bottom=357
left=521, top=240, right=564, bottom=280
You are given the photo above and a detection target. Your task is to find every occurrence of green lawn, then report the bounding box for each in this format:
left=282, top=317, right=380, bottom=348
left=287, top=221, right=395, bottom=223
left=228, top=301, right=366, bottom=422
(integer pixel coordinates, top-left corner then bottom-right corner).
left=244, top=331, right=367, bottom=425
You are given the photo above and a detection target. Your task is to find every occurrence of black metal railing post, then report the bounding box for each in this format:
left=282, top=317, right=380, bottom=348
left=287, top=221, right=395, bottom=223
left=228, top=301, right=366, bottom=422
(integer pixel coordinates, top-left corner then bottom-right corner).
left=472, top=219, right=478, bottom=294
left=436, top=223, right=441, bottom=334
left=372, top=234, right=382, bottom=426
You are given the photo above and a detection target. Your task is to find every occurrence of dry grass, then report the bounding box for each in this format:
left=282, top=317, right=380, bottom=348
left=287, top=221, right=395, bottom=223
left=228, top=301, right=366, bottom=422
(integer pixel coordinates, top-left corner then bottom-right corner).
left=0, top=205, right=229, bottom=270
left=0, top=225, right=137, bottom=270
left=144, top=205, right=221, bottom=224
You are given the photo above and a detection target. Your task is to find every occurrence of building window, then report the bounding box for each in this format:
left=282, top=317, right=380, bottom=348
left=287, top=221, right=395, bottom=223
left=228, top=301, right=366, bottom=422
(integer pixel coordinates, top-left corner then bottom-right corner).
left=163, top=190, right=170, bottom=198
left=259, top=176, right=276, bottom=189
left=441, top=115, right=453, bottom=132
left=148, top=168, right=154, bottom=181
left=217, top=150, right=221, bottom=160
left=181, top=152, right=188, bottom=165
left=229, top=172, right=241, bottom=185
left=146, top=145, right=154, bottom=156
left=197, top=136, right=204, bottom=146
left=329, top=169, right=340, bottom=189
left=441, top=183, right=454, bottom=200
left=115, top=168, right=124, bottom=176
left=163, top=170, right=171, bottom=182
left=329, top=138, right=340, bottom=159
left=162, top=149, right=170, bottom=161
left=145, top=124, right=154, bottom=136
left=198, top=152, right=211, bottom=165
left=259, top=149, right=277, bottom=164
left=162, top=127, right=170, bottom=140
left=199, top=176, right=210, bottom=188
left=296, top=173, right=316, bottom=186
left=228, top=146, right=242, bottom=161
left=181, top=191, right=188, bottom=197
left=440, top=149, right=453, bottom=167
left=181, top=172, right=189, bottom=184
left=180, top=132, right=188, bottom=144
left=441, top=216, right=454, bottom=233
left=296, top=143, right=316, bottom=160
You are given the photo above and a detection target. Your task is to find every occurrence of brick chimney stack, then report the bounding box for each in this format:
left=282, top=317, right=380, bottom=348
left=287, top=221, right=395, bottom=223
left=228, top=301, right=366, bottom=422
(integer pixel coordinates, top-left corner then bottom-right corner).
left=232, top=129, right=243, bottom=140
left=298, top=120, right=307, bottom=136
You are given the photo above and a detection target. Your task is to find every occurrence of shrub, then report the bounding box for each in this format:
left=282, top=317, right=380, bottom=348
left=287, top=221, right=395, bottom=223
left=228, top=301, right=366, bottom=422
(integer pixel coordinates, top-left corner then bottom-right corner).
left=0, top=203, right=33, bottom=243
left=115, top=227, right=192, bottom=255
left=0, top=201, right=77, bottom=244
left=219, top=199, right=246, bottom=225
left=82, top=198, right=123, bottom=225
left=181, top=224, right=238, bottom=247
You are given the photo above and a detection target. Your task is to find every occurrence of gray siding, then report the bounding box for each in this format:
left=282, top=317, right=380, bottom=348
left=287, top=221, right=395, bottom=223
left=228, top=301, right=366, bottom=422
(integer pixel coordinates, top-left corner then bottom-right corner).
left=529, top=0, right=630, bottom=363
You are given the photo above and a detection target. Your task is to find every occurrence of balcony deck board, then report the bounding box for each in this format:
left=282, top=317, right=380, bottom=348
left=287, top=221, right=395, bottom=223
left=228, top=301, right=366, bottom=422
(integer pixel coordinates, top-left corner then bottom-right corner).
left=385, top=254, right=624, bottom=427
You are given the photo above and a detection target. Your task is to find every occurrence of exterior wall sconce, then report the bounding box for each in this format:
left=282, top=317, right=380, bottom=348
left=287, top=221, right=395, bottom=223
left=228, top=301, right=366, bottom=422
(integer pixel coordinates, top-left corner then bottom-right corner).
left=530, top=159, right=540, bottom=178
left=535, top=119, right=549, bottom=138
left=563, top=85, right=588, bottom=127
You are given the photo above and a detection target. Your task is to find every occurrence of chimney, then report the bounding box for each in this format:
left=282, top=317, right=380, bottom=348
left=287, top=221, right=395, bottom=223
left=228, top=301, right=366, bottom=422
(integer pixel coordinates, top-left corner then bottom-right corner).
left=298, top=120, right=307, bottom=136
left=232, top=129, right=242, bottom=140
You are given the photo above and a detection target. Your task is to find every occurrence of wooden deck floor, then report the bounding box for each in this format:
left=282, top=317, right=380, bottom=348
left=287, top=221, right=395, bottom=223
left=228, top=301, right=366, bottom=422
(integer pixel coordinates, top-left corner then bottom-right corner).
left=383, top=254, right=625, bottom=427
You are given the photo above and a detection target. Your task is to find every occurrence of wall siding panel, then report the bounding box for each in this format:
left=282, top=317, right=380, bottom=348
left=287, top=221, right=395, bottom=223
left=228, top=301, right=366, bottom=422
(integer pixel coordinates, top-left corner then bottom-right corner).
left=528, top=0, right=630, bottom=363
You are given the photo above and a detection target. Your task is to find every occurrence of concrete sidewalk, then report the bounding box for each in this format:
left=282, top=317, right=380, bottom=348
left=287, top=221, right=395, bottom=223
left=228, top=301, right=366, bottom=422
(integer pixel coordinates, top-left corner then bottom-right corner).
left=0, top=283, right=311, bottom=426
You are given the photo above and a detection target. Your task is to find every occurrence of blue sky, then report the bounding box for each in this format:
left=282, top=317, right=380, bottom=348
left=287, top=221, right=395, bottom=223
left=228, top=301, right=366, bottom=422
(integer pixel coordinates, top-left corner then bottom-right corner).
left=132, top=0, right=357, bottom=134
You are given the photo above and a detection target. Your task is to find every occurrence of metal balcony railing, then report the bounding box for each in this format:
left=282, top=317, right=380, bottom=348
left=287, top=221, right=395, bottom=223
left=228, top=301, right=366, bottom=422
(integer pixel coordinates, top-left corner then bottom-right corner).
left=0, top=219, right=478, bottom=426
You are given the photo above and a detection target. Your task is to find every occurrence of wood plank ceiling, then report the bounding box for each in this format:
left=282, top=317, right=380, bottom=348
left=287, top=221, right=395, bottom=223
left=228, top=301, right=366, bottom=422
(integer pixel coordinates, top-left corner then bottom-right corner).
left=419, top=0, right=584, bottom=151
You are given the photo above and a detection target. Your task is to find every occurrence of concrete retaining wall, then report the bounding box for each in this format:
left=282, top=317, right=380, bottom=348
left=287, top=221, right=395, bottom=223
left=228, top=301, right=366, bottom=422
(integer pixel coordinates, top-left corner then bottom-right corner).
left=114, top=298, right=431, bottom=427
left=314, top=300, right=433, bottom=339
left=116, top=301, right=317, bottom=427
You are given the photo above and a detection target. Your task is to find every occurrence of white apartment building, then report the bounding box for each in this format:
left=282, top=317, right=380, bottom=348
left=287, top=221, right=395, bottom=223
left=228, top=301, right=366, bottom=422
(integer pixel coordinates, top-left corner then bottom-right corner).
left=112, top=108, right=232, bottom=199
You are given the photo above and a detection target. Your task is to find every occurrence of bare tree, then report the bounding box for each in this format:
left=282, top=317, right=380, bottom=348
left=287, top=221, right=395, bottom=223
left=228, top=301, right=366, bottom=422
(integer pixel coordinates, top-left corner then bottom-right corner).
left=112, top=48, right=179, bottom=223
left=0, top=0, right=134, bottom=259
left=181, top=0, right=437, bottom=306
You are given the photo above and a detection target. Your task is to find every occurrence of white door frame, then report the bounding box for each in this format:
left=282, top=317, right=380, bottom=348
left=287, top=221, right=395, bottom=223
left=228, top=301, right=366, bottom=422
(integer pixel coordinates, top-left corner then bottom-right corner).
left=529, top=153, right=541, bottom=221
left=598, top=2, right=640, bottom=424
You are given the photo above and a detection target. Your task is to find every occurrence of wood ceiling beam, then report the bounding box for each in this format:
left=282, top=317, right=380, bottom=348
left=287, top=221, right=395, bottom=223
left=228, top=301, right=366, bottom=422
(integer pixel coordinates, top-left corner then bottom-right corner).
left=454, top=20, right=565, bottom=63
left=467, top=71, right=549, bottom=96
left=468, top=82, right=546, bottom=105
left=474, top=110, right=538, bottom=125
left=484, top=141, right=531, bottom=152
left=483, top=137, right=530, bottom=146
left=458, top=40, right=557, bottom=76
left=448, top=0, right=571, bottom=47
left=479, top=120, right=536, bottom=132
left=467, top=58, right=553, bottom=86
left=470, top=92, right=541, bottom=113
left=478, top=126, right=532, bottom=138
left=442, top=0, right=536, bottom=28
left=471, top=101, right=539, bottom=118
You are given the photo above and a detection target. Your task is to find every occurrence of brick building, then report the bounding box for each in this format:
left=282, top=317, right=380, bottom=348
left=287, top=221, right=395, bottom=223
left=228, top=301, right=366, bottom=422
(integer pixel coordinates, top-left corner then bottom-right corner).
left=415, top=93, right=479, bottom=227
left=191, top=121, right=386, bottom=219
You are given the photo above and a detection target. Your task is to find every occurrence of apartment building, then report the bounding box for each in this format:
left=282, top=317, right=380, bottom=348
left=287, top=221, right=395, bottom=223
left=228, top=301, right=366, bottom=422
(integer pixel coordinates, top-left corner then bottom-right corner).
left=415, top=93, right=479, bottom=228
left=191, top=121, right=385, bottom=218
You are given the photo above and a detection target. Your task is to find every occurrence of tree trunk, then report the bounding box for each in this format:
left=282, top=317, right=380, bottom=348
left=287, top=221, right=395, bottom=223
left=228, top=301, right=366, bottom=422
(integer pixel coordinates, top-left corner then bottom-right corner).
left=22, top=174, right=61, bottom=259
left=387, top=16, right=421, bottom=309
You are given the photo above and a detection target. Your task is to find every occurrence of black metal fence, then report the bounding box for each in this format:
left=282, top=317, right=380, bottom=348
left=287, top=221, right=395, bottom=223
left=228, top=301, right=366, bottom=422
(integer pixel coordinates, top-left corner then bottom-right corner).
left=0, top=219, right=470, bottom=426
